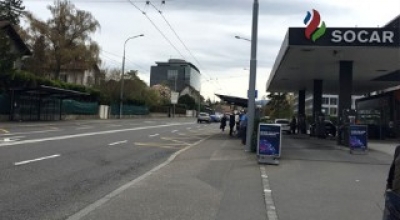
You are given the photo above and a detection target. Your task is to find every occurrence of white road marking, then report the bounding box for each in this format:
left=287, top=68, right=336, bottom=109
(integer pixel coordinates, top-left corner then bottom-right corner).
left=0, top=123, right=194, bottom=147
left=107, top=124, right=122, bottom=127
left=66, top=136, right=213, bottom=220
left=260, top=166, right=279, bottom=220
left=108, top=140, right=128, bottom=146
left=0, top=136, right=25, bottom=142
left=1, top=129, right=60, bottom=136
left=76, top=126, right=94, bottom=130
left=171, top=130, right=178, bottom=133
left=14, top=154, right=60, bottom=166
left=149, top=134, right=159, bottom=138
left=187, top=127, right=191, bottom=130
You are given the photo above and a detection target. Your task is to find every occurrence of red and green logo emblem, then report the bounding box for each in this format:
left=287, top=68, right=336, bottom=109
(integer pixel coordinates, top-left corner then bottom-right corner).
left=304, top=9, right=326, bottom=42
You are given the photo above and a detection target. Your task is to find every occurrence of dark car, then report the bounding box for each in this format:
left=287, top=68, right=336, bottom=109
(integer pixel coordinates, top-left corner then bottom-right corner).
left=309, top=120, right=337, bottom=137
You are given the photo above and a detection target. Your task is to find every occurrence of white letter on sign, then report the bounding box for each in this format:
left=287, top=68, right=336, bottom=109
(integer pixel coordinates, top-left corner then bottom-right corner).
left=369, top=31, right=380, bottom=43
left=357, top=30, right=368, bottom=43
left=382, top=31, right=394, bottom=43
left=344, top=30, right=356, bottom=43
left=331, top=30, right=342, bottom=43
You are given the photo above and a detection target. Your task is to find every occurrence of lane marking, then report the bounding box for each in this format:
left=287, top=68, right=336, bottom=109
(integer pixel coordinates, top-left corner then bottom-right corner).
left=0, top=129, right=10, bottom=134
left=171, top=130, right=178, bottom=133
left=260, top=166, right=279, bottom=220
left=14, top=154, right=60, bottom=166
left=149, top=134, right=159, bottom=138
left=187, top=127, right=191, bottom=130
left=0, top=123, right=194, bottom=147
left=108, top=140, right=128, bottom=146
left=134, top=142, right=188, bottom=146
left=0, top=136, right=25, bottom=142
left=107, top=124, right=122, bottom=127
left=67, top=135, right=213, bottom=220
left=76, top=126, right=94, bottom=130
left=1, top=129, right=60, bottom=136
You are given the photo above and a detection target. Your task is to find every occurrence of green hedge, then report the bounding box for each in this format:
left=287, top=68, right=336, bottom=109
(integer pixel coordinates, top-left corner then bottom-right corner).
left=110, top=104, right=149, bottom=116
left=0, top=70, right=100, bottom=99
left=62, top=99, right=99, bottom=115
left=0, top=94, right=10, bottom=114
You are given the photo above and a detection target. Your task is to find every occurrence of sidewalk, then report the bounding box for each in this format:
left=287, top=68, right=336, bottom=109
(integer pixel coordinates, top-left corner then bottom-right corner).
left=67, top=132, right=396, bottom=220
left=68, top=133, right=267, bottom=220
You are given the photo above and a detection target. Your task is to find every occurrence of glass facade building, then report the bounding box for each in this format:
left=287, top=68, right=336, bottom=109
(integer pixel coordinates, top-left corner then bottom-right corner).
left=150, top=59, right=201, bottom=93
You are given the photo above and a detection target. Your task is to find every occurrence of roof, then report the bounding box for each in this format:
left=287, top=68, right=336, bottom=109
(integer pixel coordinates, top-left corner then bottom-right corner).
left=215, top=94, right=248, bottom=107
left=266, top=15, right=400, bottom=95
left=11, top=85, right=90, bottom=99
left=155, top=59, right=201, bottom=73
left=0, top=21, right=31, bottom=56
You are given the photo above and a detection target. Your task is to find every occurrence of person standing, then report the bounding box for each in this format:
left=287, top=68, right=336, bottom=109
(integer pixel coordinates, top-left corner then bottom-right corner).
left=290, top=116, right=297, bottom=135
left=229, top=113, right=236, bottom=137
left=220, top=114, right=227, bottom=132
left=383, top=145, right=400, bottom=220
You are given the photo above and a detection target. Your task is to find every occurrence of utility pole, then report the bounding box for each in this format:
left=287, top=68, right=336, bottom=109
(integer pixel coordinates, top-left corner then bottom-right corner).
left=245, top=0, right=259, bottom=152
left=119, top=34, right=144, bottom=119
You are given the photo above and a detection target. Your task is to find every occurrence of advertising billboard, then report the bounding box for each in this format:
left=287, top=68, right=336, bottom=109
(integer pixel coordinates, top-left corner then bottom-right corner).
left=349, top=125, right=368, bottom=152
left=257, top=123, right=282, bottom=158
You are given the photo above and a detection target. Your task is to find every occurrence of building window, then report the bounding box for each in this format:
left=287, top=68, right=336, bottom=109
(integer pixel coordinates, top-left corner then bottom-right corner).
left=167, top=70, right=178, bottom=80
left=330, top=107, right=337, bottom=116
left=330, top=98, right=338, bottom=105
left=322, top=97, right=329, bottom=105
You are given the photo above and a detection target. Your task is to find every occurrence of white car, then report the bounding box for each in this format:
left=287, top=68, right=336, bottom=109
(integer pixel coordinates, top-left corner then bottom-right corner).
left=197, top=112, right=211, bottom=123
left=274, top=119, right=291, bottom=134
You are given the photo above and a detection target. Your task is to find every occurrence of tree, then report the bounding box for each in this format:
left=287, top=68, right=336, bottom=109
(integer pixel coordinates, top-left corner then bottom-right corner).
left=0, top=0, right=24, bottom=79
left=178, top=94, right=196, bottom=110
left=23, top=0, right=100, bottom=79
left=0, top=0, right=25, bottom=25
left=266, top=92, right=292, bottom=119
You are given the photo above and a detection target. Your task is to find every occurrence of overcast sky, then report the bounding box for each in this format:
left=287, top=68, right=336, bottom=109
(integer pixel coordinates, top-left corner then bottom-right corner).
left=22, top=0, right=400, bottom=100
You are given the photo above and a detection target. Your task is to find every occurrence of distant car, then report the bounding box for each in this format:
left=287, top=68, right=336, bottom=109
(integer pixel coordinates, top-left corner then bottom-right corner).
left=309, top=120, right=337, bottom=137
left=209, top=114, right=221, bottom=122
left=274, top=119, right=291, bottom=134
left=197, top=112, right=211, bottom=123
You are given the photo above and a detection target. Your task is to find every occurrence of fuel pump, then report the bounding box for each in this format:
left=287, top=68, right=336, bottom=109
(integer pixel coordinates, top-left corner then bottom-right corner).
left=338, top=109, right=357, bottom=146
left=315, top=112, right=326, bottom=138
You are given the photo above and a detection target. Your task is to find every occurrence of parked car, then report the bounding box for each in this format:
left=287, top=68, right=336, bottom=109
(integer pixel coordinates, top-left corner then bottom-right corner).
left=209, top=114, right=221, bottom=122
left=309, top=120, right=337, bottom=137
left=197, top=112, right=211, bottom=123
left=274, top=118, right=291, bottom=134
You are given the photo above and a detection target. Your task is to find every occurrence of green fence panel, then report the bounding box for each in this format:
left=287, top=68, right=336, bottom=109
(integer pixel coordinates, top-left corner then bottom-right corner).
left=110, top=104, right=149, bottom=115
left=62, top=99, right=99, bottom=115
left=0, top=94, right=10, bottom=114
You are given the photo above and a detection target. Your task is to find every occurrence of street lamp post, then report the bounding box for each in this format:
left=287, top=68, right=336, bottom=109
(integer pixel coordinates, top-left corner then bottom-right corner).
left=119, top=34, right=144, bottom=119
left=246, top=0, right=259, bottom=152
left=235, top=1, right=259, bottom=151
left=235, top=35, right=251, bottom=42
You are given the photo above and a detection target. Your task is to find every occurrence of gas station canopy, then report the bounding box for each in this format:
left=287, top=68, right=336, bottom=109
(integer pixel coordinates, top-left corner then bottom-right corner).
left=266, top=15, right=400, bottom=95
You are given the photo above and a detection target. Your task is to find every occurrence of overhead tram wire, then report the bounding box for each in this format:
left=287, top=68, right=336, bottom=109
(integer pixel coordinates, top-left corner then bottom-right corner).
left=125, top=0, right=186, bottom=60
left=148, top=1, right=222, bottom=90
left=100, top=49, right=149, bottom=73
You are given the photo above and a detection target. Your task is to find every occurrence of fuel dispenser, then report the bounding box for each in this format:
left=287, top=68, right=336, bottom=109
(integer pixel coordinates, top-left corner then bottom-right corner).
left=315, top=112, right=326, bottom=138
left=337, top=109, right=357, bottom=146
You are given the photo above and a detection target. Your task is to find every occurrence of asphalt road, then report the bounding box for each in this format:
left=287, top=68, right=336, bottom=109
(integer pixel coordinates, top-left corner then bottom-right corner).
left=0, top=118, right=214, bottom=220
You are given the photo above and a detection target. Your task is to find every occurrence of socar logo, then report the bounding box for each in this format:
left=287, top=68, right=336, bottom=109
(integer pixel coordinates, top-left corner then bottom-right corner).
left=304, top=9, right=326, bottom=42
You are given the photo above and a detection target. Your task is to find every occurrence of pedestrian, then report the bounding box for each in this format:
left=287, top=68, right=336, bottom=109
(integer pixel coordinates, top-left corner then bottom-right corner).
left=220, top=114, right=227, bottom=132
left=239, top=111, right=248, bottom=145
left=229, top=112, right=236, bottom=137
left=290, top=116, right=297, bottom=135
left=383, top=145, right=400, bottom=220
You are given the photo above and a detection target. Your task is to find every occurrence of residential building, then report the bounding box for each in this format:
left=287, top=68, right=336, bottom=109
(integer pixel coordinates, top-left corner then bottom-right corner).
left=150, top=59, right=201, bottom=96
left=58, top=61, right=102, bottom=87
left=293, top=94, right=363, bottom=117
left=0, top=21, right=31, bottom=69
